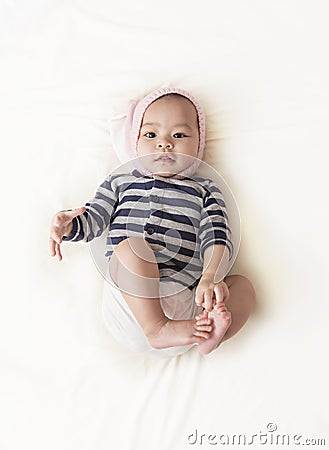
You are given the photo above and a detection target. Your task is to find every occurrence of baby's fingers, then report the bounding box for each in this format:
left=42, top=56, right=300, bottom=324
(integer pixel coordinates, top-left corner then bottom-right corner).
left=49, top=226, right=62, bottom=245
left=214, top=284, right=224, bottom=304
left=194, top=289, right=203, bottom=306
left=49, top=237, right=57, bottom=256
left=49, top=238, right=63, bottom=261
left=202, top=289, right=214, bottom=312
left=55, top=242, right=63, bottom=261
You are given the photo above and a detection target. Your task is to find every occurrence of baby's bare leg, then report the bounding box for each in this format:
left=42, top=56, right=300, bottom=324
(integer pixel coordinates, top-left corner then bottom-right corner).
left=109, top=237, right=212, bottom=349
left=198, top=274, right=256, bottom=355
left=220, top=275, right=255, bottom=342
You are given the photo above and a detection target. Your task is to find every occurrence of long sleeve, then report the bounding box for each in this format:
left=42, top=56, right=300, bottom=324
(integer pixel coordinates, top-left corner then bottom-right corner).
left=198, top=179, right=234, bottom=261
left=62, top=175, right=118, bottom=243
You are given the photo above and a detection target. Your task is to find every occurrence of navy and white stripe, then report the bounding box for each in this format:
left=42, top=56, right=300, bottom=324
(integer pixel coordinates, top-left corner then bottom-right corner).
left=64, top=169, right=233, bottom=289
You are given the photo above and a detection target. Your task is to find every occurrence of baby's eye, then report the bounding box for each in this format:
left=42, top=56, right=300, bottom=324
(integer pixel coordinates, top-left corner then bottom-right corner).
left=144, top=132, right=156, bottom=138
left=173, top=133, right=187, bottom=138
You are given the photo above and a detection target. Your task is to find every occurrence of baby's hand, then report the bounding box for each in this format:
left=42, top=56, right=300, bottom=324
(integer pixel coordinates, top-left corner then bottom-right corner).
left=49, top=207, right=86, bottom=261
left=195, top=277, right=230, bottom=312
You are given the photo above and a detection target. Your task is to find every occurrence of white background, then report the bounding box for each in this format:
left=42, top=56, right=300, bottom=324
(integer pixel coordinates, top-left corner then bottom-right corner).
left=1, top=1, right=328, bottom=449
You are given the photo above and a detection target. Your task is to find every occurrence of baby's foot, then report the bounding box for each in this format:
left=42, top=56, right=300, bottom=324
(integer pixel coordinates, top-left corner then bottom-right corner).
left=197, top=304, right=232, bottom=355
left=147, top=317, right=213, bottom=350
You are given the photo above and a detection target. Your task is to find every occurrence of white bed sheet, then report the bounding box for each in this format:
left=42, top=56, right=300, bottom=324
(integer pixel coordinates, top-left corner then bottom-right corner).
left=1, top=1, right=328, bottom=449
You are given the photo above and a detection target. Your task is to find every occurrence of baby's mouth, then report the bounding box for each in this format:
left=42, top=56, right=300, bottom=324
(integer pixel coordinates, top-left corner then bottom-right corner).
left=155, top=154, right=175, bottom=162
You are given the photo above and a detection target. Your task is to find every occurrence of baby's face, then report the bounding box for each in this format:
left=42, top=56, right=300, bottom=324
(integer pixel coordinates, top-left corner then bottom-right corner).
left=137, top=95, right=199, bottom=177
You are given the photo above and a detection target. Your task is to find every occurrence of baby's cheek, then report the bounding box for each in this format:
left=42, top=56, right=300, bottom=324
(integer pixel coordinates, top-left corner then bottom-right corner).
left=137, top=140, right=151, bottom=156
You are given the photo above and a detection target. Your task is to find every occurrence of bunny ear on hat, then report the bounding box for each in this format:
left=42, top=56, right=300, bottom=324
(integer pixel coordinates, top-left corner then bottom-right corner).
left=109, top=99, right=138, bottom=163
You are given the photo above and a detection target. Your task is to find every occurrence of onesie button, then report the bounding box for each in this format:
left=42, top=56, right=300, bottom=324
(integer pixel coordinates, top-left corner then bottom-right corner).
left=146, top=226, right=155, bottom=235
left=153, top=195, right=160, bottom=203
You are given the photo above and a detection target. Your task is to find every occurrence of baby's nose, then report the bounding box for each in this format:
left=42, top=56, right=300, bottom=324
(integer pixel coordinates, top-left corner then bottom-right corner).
left=156, top=140, right=173, bottom=150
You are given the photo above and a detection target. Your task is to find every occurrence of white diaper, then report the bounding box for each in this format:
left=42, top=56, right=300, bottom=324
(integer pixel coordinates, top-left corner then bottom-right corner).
left=101, top=280, right=203, bottom=358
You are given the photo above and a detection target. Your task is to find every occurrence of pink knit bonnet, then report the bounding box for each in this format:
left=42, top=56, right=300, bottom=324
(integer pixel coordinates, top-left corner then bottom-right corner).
left=109, top=87, right=206, bottom=177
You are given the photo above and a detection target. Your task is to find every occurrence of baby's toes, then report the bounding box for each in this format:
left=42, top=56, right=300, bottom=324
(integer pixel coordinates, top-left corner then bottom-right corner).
left=195, top=322, right=213, bottom=333
left=216, top=307, right=231, bottom=320
left=215, top=305, right=227, bottom=314
left=221, top=310, right=231, bottom=320
left=199, top=325, right=212, bottom=332
left=195, top=318, right=212, bottom=326
left=194, top=330, right=211, bottom=340
left=214, top=301, right=225, bottom=311
left=195, top=310, right=209, bottom=321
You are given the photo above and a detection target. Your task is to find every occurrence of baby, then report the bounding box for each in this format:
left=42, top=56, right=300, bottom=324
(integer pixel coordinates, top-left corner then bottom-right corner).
left=49, top=87, right=255, bottom=357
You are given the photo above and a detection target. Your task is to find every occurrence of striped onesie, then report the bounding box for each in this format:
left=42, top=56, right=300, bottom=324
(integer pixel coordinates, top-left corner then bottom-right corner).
left=63, top=168, right=234, bottom=356
left=64, top=169, right=233, bottom=289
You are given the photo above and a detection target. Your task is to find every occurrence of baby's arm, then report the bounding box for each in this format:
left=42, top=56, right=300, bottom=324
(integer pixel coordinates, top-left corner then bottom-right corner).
left=49, top=174, right=118, bottom=261
left=195, top=244, right=230, bottom=312
left=196, top=179, right=233, bottom=311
